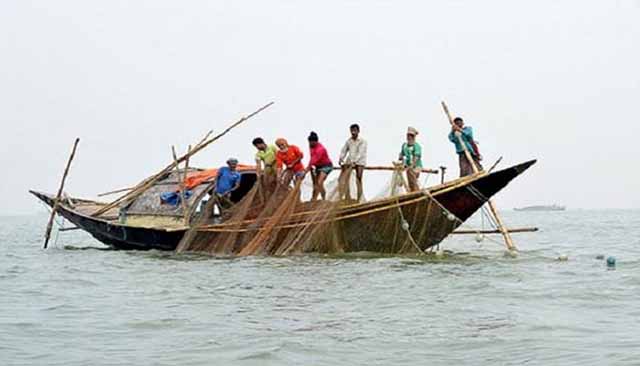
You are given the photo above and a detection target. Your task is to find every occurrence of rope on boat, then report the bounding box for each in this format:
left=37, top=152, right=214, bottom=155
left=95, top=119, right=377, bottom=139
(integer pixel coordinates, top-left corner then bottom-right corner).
left=394, top=196, right=424, bottom=255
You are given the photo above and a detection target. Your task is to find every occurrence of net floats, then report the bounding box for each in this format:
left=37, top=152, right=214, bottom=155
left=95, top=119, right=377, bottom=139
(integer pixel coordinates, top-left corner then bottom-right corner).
left=606, top=256, right=616, bottom=268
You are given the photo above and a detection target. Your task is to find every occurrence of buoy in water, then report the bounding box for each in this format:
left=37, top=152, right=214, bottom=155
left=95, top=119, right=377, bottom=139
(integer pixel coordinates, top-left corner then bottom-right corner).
left=435, top=249, right=445, bottom=258
left=557, top=255, right=569, bottom=262
left=606, top=256, right=616, bottom=268
left=475, top=234, right=484, bottom=243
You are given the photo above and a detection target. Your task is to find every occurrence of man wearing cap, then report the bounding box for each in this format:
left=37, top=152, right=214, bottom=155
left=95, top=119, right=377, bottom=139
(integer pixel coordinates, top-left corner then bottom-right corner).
left=399, top=127, right=423, bottom=192
left=214, top=158, right=242, bottom=211
left=448, top=117, right=483, bottom=177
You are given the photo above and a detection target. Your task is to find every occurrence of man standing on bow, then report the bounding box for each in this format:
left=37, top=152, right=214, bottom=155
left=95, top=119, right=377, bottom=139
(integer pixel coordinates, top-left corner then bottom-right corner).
left=338, top=123, right=367, bottom=201
left=448, top=117, right=483, bottom=177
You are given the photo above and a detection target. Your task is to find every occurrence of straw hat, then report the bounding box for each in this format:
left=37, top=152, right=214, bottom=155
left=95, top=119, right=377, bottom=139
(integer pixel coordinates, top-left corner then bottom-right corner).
left=407, top=127, right=419, bottom=136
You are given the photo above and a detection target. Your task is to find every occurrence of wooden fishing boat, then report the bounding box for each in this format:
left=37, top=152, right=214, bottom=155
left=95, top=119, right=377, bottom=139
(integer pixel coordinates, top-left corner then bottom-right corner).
left=30, top=159, right=536, bottom=252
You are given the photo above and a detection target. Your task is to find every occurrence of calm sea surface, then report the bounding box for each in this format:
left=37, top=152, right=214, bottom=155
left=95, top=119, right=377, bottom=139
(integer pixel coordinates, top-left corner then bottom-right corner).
left=1, top=210, right=639, bottom=365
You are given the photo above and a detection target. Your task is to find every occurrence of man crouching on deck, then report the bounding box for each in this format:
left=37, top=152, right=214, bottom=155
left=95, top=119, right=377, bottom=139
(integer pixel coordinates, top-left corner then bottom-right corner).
left=338, top=123, right=367, bottom=202
left=213, top=158, right=241, bottom=213
left=448, top=117, right=483, bottom=177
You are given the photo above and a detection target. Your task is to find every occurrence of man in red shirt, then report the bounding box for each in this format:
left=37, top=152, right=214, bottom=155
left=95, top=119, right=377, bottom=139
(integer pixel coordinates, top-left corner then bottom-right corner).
left=305, top=132, right=333, bottom=201
left=275, top=138, right=305, bottom=187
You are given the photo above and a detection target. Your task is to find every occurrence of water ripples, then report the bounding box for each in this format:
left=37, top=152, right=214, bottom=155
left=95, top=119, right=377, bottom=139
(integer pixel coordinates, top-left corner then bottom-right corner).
left=1, top=211, right=639, bottom=365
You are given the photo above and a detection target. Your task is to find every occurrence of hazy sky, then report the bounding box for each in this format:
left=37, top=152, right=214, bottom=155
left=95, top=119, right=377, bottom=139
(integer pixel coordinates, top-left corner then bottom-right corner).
left=1, top=0, right=639, bottom=215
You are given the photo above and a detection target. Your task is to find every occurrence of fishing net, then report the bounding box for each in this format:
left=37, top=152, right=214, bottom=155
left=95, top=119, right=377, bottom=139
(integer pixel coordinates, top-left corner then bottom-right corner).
left=176, top=166, right=464, bottom=256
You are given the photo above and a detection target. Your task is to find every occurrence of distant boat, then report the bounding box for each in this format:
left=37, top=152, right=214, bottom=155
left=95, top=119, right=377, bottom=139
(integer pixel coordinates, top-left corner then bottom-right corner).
left=514, top=204, right=565, bottom=212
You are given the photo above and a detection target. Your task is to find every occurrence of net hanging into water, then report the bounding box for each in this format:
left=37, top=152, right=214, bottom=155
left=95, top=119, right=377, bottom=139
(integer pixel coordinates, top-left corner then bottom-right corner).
left=176, top=167, right=463, bottom=256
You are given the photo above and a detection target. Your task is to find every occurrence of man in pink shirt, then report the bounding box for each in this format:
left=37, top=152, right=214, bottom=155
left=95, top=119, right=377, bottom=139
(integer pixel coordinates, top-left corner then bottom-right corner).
left=305, top=131, right=333, bottom=201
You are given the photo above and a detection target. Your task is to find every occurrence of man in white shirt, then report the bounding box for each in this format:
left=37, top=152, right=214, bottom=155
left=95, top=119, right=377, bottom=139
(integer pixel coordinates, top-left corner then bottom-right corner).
left=338, top=123, right=367, bottom=201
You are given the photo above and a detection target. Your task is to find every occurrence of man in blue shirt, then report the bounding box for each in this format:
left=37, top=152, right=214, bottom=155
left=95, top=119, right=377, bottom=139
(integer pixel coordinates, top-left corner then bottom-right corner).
left=214, top=158, right=241, bottom=211
left=448, top=117, right=483, bottom=177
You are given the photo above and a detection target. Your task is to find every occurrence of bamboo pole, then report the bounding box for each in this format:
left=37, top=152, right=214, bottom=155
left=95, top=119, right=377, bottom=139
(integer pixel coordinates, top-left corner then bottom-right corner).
left=97, top=186, right=132, bottom=197
left=452, top=227, right=538, bottom=235
left=44, top=138, right=80, bottom=249
left=98, top=164, right=437, bottom=197
left=92, top=102, right=274, bottom=217
left=488, top=156, right=503, bottom=173
left=441, top=101, right=517, bottom=251
left=171, top=146, right=188, bottom=226
left=184, top=145, right=192, bottom=224
left=351, top=166, right=439, bottom=174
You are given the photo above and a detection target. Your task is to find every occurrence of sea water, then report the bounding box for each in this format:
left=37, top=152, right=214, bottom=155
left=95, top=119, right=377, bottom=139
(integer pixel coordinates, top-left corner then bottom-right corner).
left=1, top=210, right=639, bottom=365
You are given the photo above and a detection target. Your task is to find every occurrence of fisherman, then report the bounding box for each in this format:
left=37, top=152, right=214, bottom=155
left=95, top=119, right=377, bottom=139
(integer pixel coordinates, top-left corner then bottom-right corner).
left=252, top=137, right=278, bottom=189
left=275, top=138, right=305, bottom=186
left=398, top=127, right=423, bottom=192
left=306, top=132, right=333, bottom=201
left=338, top=123, right=367, bottom=201
left=448, top=117, right=483, bottom=177
left=213, top=158, right=241, bottom=212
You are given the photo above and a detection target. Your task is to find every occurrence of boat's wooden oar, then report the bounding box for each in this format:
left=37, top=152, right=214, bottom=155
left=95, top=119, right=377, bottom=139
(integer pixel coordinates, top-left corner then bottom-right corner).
left=92, top=102, right=274, bottom=217
left=441, top=101, right=517, bottom=251
left=44, top=138, right=80, bottom=249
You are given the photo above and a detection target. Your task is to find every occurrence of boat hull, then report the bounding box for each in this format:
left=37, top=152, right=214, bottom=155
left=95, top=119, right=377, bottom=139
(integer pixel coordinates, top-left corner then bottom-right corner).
left=31, top=160, right=536, bottom=253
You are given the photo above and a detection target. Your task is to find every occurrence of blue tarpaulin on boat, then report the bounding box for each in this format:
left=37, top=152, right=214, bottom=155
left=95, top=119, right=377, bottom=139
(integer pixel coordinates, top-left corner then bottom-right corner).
left=160, top=190, right=193, bottom=206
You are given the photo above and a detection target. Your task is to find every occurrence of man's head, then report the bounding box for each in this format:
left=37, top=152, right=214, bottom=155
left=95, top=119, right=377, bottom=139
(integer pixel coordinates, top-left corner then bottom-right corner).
left=453, top=117, right=464, bottom=128
left=252, top=137, right=266, bottom=151
left=406, top=126, right=418, bottom=143
left=308, top=131, right=319, bottom=148
left=350, top=123, right=360, bottom=139
left=227, top=158, right=239, bottom=170
left=275, top=138, right=289, bottom=152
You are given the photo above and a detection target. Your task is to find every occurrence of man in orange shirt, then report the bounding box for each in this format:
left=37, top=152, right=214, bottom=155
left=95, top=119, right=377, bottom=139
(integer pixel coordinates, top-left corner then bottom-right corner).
left=275, top=138, right=305, bottom=186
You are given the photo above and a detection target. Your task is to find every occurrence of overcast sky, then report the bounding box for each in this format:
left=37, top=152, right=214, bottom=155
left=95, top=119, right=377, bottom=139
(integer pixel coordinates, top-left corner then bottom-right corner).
left=1, top=0, right=639, bottom=215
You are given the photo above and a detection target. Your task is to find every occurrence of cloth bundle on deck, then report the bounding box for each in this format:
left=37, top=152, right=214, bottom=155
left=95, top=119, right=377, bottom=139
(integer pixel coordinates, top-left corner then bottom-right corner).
left=183, top=165, right=255, bottom=190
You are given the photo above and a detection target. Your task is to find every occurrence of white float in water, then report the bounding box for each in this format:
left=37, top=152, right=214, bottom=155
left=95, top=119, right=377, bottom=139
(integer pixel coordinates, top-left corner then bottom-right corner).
left=504, top=250, right=518, bottom=258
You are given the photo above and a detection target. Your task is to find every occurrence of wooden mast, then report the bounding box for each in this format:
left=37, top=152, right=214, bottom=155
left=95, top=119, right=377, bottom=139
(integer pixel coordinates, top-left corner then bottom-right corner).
left=441, top=101, right=517, bottom=251
left=43, top=138, right=80, bottom=249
